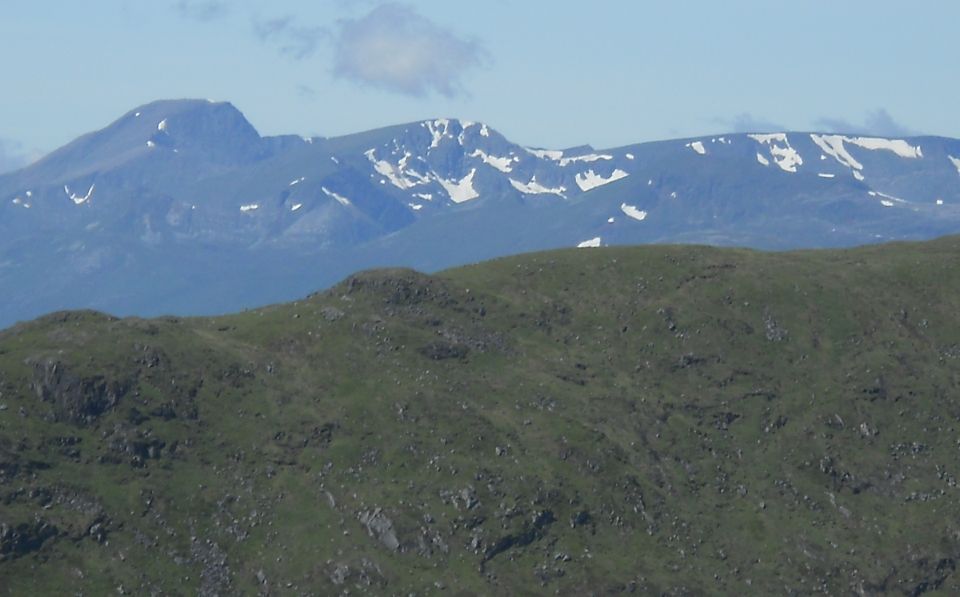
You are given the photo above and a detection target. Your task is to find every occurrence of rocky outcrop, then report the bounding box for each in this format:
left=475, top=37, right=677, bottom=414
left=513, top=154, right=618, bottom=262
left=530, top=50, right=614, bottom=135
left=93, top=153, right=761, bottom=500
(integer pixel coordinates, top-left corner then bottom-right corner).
left=358, top=508, right=400, bottom=552
left=418, top=340, right=469, bottom=360
left=0, top=520, right=59, bottom=561
left=30, top=359, right=129, bottom=426
left=483, top=509, right=556, bottom=565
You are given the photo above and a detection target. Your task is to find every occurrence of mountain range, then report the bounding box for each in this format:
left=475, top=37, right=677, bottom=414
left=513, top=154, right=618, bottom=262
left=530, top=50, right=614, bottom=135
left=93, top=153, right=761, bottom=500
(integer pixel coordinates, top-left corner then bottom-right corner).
left=2, top=99, right=960, bottom=328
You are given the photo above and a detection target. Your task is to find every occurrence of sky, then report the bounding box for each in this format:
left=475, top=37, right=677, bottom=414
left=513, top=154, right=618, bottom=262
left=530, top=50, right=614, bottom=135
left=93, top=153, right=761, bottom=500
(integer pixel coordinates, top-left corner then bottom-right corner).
left=1, top=0, right=958, bottom=173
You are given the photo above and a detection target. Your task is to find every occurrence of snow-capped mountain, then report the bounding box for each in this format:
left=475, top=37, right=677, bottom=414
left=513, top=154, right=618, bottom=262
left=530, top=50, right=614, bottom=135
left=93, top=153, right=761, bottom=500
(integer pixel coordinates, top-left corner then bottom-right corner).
left=2, top=99, right=959, bottom=327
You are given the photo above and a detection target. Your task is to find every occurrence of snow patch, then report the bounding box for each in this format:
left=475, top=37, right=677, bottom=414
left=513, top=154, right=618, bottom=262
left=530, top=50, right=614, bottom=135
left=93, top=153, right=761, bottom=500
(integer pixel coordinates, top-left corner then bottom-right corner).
left=291, top=203, right=303, bottom=211
left=852, top=170, right=865, bottom=182
left=575, top=169, right=629, bottom=191
left=424, top=119, right=452, bottom=149
left=415, top=193, right=434, bottom=201
left=577, top=237, right=601, bottom=248
left=880, top=200, right=894, bottom=207
left=847, top=137, right=922, bottom=159
left=438, top=169, right=480, bottom=203
left=25, top=191, right=32, bottom=198
left=749, top=133, right=802, bottom=172
left=365, top=149, right=419, bottom=190
left=146, top=140, right=156, bottom=148
left=289, top=177, right=306, bottom=186
left=937, top=199, right=944, bottom=205
left=509, top=177, right=566, bottom=197
left=949, top=155, right=960, bottom=175
left=322, top=187, right=351, bottom=206
left=810, top=135, right=864, bottom=170
left=756, top=153, right=770, bottom=166
left=873, top=190, right=906, bottom=204
left=525, top=147, right=565, bottom=161
left=812, top=134, right=923, bottom=176
left=558, top=153, right=614, bottom=167
left=625, top=153, right=635, bottom=160
left=402, top=168, right=432, bottom=186
left=480, top=124, right=490, bottom=137
left=408, top=203, right=423, bottom=211
left=607, top=217, right=615, bottom=223
left=620, top=203, right=647, bottom=221
left=817, top=173, right=835, bottom=178
left=687, top=141, right=706, bottom=155
left=240, top=204, right=259, bottom=212
left=157, top=119, right=168, bottom=132
left=64, top=184, right=95, bottom=205
left=469, top=149, right=514, bottom=173
left=135, top=112, right=141, bottom=117
left=749, top=133, right=786, bottom=144
left=457, top=121, right=477, bottom=145
left=330, top=156, right=339, bottom=164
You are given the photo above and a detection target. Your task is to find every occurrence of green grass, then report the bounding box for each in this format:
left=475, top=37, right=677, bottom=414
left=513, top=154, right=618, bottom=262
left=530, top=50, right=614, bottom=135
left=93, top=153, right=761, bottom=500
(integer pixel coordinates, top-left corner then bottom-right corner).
left=2, top=237, right=960, bottom=594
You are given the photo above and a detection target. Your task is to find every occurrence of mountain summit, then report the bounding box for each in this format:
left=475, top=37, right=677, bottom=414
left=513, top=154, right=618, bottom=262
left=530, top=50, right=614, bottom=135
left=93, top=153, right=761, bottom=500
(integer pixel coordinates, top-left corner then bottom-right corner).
left=1, top=100, right=960, bottom=327
left=24, top=100, right=270, bottom=183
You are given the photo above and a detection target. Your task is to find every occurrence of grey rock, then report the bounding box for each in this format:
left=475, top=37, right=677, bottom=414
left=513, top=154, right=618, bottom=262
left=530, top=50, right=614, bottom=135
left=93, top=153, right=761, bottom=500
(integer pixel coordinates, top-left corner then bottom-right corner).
left=359, top=508, right=400, bottom=551
left=763, top=309, right=787, bottom=342
left=320, top=306, right=344, bottom=321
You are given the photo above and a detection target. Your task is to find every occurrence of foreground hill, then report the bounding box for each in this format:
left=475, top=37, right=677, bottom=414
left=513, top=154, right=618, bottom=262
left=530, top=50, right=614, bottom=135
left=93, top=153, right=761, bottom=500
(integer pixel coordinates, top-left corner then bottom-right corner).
left=2, top=237, right=960, bottom=594
left=2, top=99, right=960, bottom=328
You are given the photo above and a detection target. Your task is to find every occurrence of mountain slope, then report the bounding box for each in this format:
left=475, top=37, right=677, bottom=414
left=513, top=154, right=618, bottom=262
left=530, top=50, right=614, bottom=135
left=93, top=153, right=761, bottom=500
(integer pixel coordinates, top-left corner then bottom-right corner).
left=2, top=237, right=960, bottom=594
left=2, top=100, right=960, bottom=328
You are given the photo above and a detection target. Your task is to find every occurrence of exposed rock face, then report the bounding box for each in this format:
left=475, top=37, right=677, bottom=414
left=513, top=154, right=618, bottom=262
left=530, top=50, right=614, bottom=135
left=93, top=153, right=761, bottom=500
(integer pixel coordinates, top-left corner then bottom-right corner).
left=0, top=521, right=59, bottom=561
left=359, top=508, right=400, bottom=552
left=483, top=509, right=556, bottom=565
left=327, top=558, right=386, bottom=588
left=344, top=270, right=455, bottom=309
left=30, top=359, right=129, bottom=425
left=763, top=308, right=787, bottom=342
left=191, top=537, right=232, bottom=597
left=320, top=306, right=344, bottom=321
left=419, top=341, right=469, bottom=361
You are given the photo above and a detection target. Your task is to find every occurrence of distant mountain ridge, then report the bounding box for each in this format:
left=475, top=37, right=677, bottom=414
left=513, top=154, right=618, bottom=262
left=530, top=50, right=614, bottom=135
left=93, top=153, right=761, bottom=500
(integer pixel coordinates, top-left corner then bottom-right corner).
left=2, top=99, right=960, bottom=327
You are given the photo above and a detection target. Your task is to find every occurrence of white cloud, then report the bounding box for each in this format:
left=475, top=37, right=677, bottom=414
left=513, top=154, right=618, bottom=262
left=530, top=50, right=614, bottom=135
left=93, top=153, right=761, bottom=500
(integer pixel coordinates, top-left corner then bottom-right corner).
left=332, top=3, right=484, bottom=97
left=721, top=113, right=785, bottom=133
left=254, top=16, right=328, bottom=60
left=816, top=109, right=917, bottom=137
left=172, top=0, right=230, bottom=22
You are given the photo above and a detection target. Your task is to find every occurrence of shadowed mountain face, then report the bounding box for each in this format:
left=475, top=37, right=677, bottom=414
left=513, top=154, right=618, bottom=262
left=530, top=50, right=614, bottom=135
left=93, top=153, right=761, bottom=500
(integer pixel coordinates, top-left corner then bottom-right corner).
left=2, top=99, right=960, bottom=327
left=1, top=238, right=960, bottom=593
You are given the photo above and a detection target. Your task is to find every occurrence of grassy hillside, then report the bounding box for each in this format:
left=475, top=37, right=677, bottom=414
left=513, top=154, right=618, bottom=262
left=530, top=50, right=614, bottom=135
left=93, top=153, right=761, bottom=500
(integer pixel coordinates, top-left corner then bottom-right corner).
left=2, top=237, right=960, bottom=595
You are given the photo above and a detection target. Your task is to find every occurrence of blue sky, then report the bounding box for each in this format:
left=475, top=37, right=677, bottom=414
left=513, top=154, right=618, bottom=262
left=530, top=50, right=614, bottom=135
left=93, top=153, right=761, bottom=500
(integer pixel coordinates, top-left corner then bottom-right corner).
left=1, top=1, right=958, bottom=172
